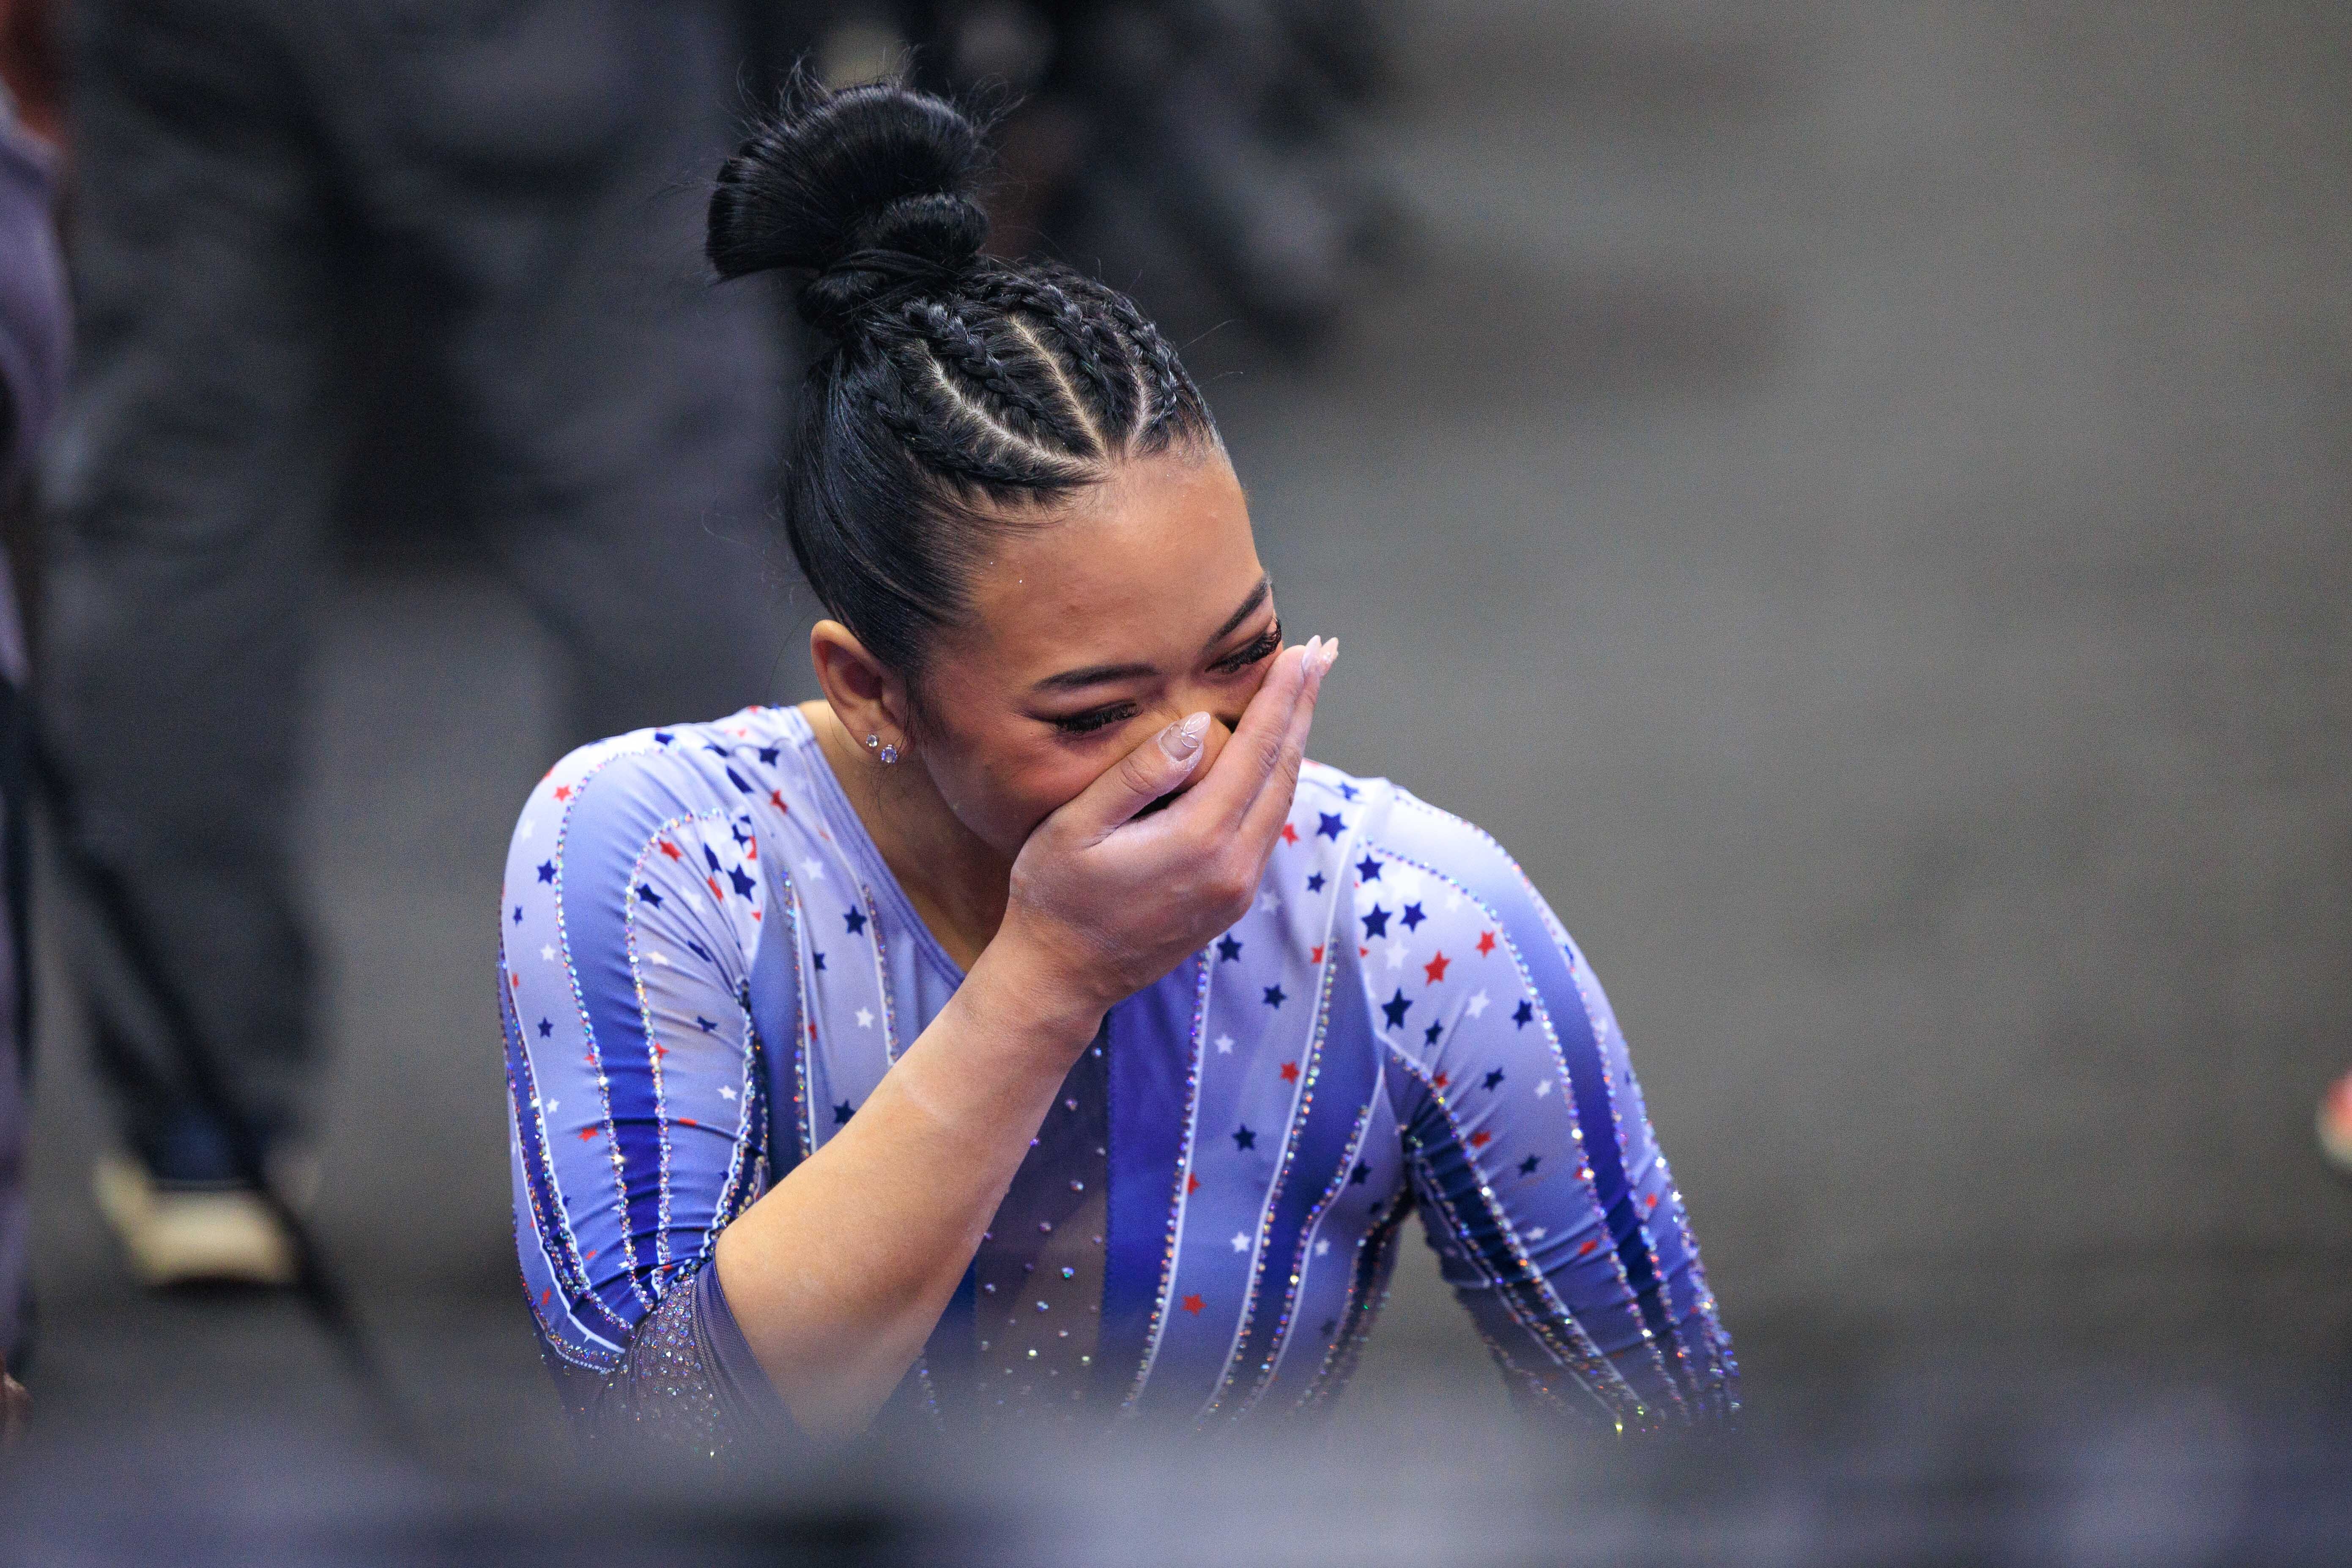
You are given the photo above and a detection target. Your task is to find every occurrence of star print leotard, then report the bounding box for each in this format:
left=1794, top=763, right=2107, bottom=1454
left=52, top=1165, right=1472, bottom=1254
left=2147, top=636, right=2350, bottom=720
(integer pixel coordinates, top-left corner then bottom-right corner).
left=501, top=706, right=1735, bottom=1446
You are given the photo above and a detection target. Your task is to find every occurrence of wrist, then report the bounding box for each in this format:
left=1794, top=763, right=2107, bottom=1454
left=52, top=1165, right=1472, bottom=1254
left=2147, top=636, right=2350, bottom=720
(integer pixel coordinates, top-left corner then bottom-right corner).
left=964, top=926, right=1109, bottom=1055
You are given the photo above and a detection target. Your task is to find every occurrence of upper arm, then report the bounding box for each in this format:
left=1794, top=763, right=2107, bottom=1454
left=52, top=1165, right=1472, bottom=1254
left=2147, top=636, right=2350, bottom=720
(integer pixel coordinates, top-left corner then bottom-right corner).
left=1362, top=795, right=1734, bottom=1429
left=503, top=740, right=779, bottom=1370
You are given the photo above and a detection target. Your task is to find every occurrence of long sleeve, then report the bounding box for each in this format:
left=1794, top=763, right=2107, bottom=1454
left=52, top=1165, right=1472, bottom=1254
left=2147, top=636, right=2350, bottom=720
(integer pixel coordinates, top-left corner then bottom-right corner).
left=501, top=732, right=783, bottom=1411
left=1359, top=789, right=1736, bottom=1433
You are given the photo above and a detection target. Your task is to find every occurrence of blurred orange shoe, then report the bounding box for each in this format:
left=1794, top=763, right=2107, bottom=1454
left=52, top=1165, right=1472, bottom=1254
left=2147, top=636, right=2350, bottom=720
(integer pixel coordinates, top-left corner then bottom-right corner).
left=2320, top=1070, right=2352, bottom=1177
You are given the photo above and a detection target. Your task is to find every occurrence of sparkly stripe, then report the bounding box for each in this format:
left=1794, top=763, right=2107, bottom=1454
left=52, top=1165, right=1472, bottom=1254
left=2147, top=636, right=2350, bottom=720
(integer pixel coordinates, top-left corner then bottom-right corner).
left=1294, top=1184, right=1415, bottom=1412
left=704, top=980, right=771, bottom=1242
left=621, top=809, right=732, bottom=1283
left=1199, top=901, right=1354, bottom=1421
left=784, top=878, right=814, bottom=1162
left=1377, top=837, right=1692, bottom=1423
left=1114, top=956, right=1213, bottom=1410
left=1387, top=1047, right=1646, bottom=1428
left=543, top=744, right=664, bottom=1323
left=504, top=970, right=631, bottom=1357
left=1242, top=1049, right=1380, bottom=1415
left=865, top=886, right=900, bottom=1063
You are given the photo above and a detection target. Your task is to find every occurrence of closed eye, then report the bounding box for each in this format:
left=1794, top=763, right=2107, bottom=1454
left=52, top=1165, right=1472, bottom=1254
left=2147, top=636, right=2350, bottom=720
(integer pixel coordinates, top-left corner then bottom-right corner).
left=1209, top=620, right=1281, bottom=676
left=1049, top=701, right=1140, bottom=736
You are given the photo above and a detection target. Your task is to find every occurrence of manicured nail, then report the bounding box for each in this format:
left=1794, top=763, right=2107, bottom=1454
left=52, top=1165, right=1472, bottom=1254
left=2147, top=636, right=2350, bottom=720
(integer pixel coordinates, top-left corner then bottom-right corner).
left=1314, top=637, right=1338, bottom=674
left=1162, top=712, right=1210, bottom=762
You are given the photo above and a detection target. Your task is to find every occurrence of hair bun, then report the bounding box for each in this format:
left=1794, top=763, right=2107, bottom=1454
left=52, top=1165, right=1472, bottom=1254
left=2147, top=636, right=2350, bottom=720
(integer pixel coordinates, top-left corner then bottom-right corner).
left=708, top=73, right=992, bottom=334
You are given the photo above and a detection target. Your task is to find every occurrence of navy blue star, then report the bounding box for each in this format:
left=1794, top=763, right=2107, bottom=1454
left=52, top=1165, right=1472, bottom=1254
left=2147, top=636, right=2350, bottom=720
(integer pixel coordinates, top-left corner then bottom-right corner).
left=653, top=731, right=674, bottom=746
left=833, top=1101, right=854, bottom=1125
left=757, top=745, right=780, bottom=765
left=1317, top=812, right=1346, bottom=840
left=696, top=1016, right=716, bottom=1033
left=537, top=1018, right=552, bottom=1039
left=1482, top=1069, right=1506, bottom=1090
left=843, top=907, right=868, bottom=936
left=536, top=860, right=555, bottom=884
left=1216, top=934, right=1243, bottom=962
left=1369, top=1199, right=1385, bottom=1218
left=1262, top=984, right=1287, bottom=1009
left=812, top=950, right=827, bottom=972
left=702, top=844, right=721, bottom=872
left=727, top=864, right=756, bottom=897
left=730, top=821, right=750, bottom=846
left=1306, top=872, right=1326, bottom=892
left=1355, top=855, right=1383, bottom=882
left=1423, top=1021, right=1443, bottom=1045
left=1381, top=988, right=1412, bottom=1029
left=1400, top=902, right=1427, bottom=931
left=1519, top=1155, right=1541, bottom=1176
left=1232, top=1125, right=1257, bottom=1151
left=635, top=884, right=663, bottom=909
left=686, top=939, right=712, bottom=963
left=1338, top=782, right=1360, bottom=801
left=512, top=905, right=522, bottom=924
left=1350, top=1161, right=1371, bottom=1185
left=703, top=743, right=728, bottom=757
left=1512, top=1000, right=1535, bottom=1029
left=1361, top=905, right=1391, bottom=939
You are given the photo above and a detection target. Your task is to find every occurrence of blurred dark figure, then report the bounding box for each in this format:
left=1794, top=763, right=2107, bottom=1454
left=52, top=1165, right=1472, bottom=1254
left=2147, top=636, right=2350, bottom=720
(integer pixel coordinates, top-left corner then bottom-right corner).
left=893, top=0, right=1398, bottom=342
left=0, top=11, right=68, bottom=1414
left=38, top=0, right=789, bottom=1285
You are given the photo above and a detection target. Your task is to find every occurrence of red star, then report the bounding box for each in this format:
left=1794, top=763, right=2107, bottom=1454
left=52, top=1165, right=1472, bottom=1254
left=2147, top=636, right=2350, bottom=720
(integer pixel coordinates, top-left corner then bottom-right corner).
left=509, top=972, right=520, bottom=988
left=707, top=875, right=724, bottom=901
left=678, top=1116, right=698, bottom=1128
left=807, top=1022, right=818, bottom=1038
left=1310, top=944, right=1325, bottom=964
left=1358, top=945, right=1369, bottom=957
left=1181, top=1294, right=1205, bottom=1315
left=553, top=785, right=572, bottom=801
left=1433, top=1072, right=1450, bottom=1090
left=1186, top=1173, right=1200, bottom=1194
left=1644, top=1193, right=1659, bottom=1210
left=1469, top=1130, right=1492, bottom=1148
left=745, top=840, right=758, bottom=860
left=1578, top=1239, right=1597, bottom=1256
left=1424, top=951, right=1451, bottom=984
left=660, top=841, right=682, bottom=860
left=750, top=909, right=763, bottom=922
left=652, top=1043, right=668, bottom=1059
left=576, top=1127, right=596, bottom=1142
left=1281, top=823, right=1299, bottom=844
left=539, top=1288, right=551, bottom=1306
left=1476, top=930, right=1496, bottom=956
left=770, top=790, right=786, bottom=810
left=1280, top=1061, right=1300, bottom=1083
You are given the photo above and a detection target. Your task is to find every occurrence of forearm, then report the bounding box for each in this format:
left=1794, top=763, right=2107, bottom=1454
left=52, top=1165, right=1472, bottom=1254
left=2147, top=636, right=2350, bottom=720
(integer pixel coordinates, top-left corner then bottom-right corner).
left=712, top=935, right=1102, bottom=1437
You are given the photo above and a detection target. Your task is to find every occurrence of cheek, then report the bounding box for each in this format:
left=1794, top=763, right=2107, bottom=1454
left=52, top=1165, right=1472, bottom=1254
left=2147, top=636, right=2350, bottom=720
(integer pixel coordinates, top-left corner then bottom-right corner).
left=925, top=731, right=1107, bottom=851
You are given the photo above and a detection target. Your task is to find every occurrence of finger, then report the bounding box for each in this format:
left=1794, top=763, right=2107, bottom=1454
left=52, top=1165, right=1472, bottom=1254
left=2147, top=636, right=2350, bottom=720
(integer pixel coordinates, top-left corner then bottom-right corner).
left=1057, top=710, right=1214, bottom=841
left=1178, top=638, right=1317, bottom=826
left=1234, top=637, right=1336, bottom=851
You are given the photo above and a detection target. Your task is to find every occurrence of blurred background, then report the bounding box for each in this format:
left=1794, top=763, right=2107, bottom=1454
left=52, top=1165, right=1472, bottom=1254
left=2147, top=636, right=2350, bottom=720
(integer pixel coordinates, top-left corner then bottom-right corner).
left=3, top=0, right=2352, bottom=1561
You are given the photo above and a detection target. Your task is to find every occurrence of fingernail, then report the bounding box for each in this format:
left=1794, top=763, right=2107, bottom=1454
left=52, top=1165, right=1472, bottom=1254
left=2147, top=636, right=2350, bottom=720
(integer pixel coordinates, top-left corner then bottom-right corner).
left=1162, top=712, right=1210, bottom=762
left=1315, top=638, right=1339, bottom=674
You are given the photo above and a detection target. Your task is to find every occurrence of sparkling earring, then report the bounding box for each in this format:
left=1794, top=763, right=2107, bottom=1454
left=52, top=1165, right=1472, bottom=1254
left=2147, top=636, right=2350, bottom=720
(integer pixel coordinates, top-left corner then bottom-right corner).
left=864, top=733, right=881, bottom=750
left=878, top=742, right=901, bottom=766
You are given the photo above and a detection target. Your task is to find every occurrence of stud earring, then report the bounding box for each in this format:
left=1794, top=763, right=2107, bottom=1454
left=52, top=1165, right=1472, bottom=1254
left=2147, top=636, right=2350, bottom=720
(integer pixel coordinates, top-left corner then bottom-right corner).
left=864, top=733, right=881, bottom=750
left=878, top=742, right=900, bottom=766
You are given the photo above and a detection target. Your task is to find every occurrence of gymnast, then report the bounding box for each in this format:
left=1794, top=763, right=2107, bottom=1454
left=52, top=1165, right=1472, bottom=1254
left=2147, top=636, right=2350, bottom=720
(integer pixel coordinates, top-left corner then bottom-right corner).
left=501, top=75, right=1734, bottom=1451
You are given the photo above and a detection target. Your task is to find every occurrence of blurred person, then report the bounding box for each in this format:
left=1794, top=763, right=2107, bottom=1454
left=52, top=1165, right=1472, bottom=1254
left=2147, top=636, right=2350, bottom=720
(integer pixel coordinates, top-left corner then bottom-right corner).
left=0, top=18, right=68, bottom=1420
left=503, top=78, right=1731, bottom=1451
left=40, top=0, right=790, bottom=1286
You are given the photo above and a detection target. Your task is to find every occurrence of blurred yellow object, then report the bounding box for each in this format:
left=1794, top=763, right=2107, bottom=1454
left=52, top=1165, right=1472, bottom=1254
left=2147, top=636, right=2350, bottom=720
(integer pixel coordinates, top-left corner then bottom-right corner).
left=91, top=1154, right=296, bottom=1289
left=2319, top=1071, right=2352, bottom=1177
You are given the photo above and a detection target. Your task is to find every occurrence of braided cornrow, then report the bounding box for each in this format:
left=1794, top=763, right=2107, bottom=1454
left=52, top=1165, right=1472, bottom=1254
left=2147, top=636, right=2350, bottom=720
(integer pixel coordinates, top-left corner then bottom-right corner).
left=709, top=73, right=1219, bottom=681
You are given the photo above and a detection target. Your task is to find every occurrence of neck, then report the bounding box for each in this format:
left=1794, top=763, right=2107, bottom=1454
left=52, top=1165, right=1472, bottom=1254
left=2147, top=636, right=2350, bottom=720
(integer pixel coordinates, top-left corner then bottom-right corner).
left=799, top=700, right=1010, bottom=971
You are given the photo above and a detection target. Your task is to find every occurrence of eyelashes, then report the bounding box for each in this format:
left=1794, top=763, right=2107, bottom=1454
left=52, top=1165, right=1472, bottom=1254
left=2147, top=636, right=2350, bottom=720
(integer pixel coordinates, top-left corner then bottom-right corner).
left=1048, top=620, right=1282, bottom=736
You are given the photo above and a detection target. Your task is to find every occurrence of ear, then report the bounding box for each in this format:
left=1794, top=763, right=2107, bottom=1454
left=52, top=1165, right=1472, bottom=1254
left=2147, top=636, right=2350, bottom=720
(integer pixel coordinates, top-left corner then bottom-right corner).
left=809, top=619, right=912, bottom=755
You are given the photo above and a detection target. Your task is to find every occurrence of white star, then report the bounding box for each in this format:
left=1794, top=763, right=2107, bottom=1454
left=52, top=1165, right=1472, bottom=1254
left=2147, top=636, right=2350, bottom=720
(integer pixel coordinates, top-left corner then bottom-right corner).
left=717, top=1086, right=737, bottom=1102
left=543, top=1099, right=559, bottom=1116
left=1262, top=892, right=1281, bottom=912
left=1215, top=1034, right=1234, bottom=1054
left=648, top=951, right=671, bottom=967
left=540, top=944, right=556, bottom=962
left=518, top=819, right=536, bottom=840
left=1534, top=1078, right=1552, bottom=1098
left=1528, top=1226, right=1547, bottom=1242
left=1466, top=989, right=1491, bottom=1018
left=1230, top=1232, right=1249, bottom=1253
left=1443, top=889, right=1463, bottom=911
left=1314, top=1237, right=1330, bottom=1257
left=856, top=1007, right=875, bottom=1029
left=800, top=858, right=827, bottom=881
left=1385, top=944, right=1407, bottom=971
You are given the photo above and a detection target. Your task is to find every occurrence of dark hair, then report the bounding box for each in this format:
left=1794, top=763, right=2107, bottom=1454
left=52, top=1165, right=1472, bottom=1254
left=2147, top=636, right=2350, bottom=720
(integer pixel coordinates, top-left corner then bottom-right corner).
left=708, top=72, right=1218, bottom=684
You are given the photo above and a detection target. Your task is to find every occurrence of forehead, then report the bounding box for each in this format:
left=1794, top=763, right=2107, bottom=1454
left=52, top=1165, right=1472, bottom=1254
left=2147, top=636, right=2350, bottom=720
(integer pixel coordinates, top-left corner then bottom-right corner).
left=955, top=450, right=1263, bottom=670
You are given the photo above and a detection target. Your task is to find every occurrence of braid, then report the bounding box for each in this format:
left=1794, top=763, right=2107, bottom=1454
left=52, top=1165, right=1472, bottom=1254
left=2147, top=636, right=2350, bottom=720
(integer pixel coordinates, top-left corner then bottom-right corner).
left=1101, top=292, right=1196, bottom=446
left=904, top=301, right=1089, bottom=453
left=863, top=355, right=1085, bottom=492
left=980, top=271, right=1136, bottom=444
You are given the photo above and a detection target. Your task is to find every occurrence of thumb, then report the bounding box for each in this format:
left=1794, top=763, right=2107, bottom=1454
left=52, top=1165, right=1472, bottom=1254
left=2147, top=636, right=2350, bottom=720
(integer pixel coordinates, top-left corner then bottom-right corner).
left=1059, top=712, right=1212, bottom=841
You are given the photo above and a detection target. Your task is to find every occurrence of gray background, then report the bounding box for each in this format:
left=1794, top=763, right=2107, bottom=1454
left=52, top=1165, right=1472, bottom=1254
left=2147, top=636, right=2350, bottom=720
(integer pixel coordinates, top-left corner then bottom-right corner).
left=19, top=0, right=2352, bottom=1437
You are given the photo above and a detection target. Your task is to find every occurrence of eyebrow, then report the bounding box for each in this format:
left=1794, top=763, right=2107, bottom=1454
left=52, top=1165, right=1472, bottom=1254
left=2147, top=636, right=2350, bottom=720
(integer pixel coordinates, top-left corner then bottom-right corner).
left=1029, top=577, right=1276, bottom=695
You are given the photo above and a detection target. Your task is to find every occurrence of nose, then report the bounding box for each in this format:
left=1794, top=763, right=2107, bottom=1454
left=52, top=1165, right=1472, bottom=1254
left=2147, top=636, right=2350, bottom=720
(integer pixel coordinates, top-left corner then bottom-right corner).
left=1162, top=706, right=1242, bottom=798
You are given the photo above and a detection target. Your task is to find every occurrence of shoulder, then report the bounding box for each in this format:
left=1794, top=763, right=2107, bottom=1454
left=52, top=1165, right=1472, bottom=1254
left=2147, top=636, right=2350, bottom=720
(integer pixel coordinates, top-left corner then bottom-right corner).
left=1298, top=761, right=1545, bottom=916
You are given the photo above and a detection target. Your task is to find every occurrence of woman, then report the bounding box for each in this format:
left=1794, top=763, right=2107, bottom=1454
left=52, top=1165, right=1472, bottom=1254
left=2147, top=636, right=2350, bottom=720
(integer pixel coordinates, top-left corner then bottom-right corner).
left=501, top=77, right=1733, bottom=1451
